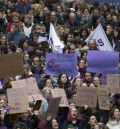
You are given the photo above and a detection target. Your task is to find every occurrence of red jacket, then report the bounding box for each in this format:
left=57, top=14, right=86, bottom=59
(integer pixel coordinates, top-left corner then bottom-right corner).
left=38, top=120, right=49, bottom=129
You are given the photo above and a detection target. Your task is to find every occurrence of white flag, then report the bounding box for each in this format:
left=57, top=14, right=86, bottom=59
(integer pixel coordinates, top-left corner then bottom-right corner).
left=85, top=24, right=113, bottom=51
left=38, top=36, right=47, bottom=42
left=48, top=23, right=64, bottom=53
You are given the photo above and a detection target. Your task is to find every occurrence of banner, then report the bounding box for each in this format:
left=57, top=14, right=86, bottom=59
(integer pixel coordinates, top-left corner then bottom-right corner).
left=0, top=53, right=24, bottom=78
left=85, top=23, right=113, bottom=51
left=46, top=53, right=77, bottom=76
left=48, top=23, right=64, bottom=53
left=87, top=50, right=119, bottom=73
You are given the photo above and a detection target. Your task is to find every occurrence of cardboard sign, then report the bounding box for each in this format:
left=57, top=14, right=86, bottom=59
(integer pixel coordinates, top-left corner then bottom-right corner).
left=0, top=53, right=24, bottom=78
left=107, top=74, right=120, bottom=87
left=11, top=77, right=43, bottom=102
left=106, top=86, right=120, bottom=94
left=26, top=77, right=43, bottom=101
left=11, top=79, right=27, bottom=88
left=45, top=97, right=61, bottom=119
left=51, top=88, right=69, bottom=107
left=76, top=87, right=97, bottom=108
left=7, top=88, right=29, bottom=114
left=26, top=77, right=40, bottom=94
left=98, top=87, right=110, bottom=110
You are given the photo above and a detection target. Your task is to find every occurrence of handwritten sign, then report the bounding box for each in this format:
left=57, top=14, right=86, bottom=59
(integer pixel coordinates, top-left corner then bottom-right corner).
left=26, top=77, right=40, bottom=94
left=11, top=77, right=43, bottom=101
left=98, top=87, right=110, bottom=110
left=7, top=88, right=29, bottom=114
left=106, top=86, right=120, bottom=94
left=46, top=53, right=77, bottom=76
left=11, top=79, right=27, bottom=88
left=46, top=97, right=61, bottom=119
left=51, top=88, right=69, bottom=107
left=101, top=74, right=107, bottom=85
left=0, top=53, right=24, bottom=78
left=107, top=74, right=120, bottom=87
left=76, top=87, right=97, bottom=108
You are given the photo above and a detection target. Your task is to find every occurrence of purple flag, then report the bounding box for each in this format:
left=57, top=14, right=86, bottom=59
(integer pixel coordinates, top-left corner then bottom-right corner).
left=45, top=53, right=77, bottom=76
left=87, top=50, right=119, bottom=73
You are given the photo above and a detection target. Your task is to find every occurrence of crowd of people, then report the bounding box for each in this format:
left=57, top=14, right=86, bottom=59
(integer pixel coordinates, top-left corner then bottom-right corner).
left=0, top=0, right=120, bottom=129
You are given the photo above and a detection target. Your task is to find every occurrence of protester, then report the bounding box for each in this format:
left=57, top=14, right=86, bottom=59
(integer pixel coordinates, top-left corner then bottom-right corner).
left=0, top=0, right=120, bottom=129
left=106, top=108, right=120, bottom=129
left=57, top=73, right=72, bottom=99
left=63, top=107, right=85, bottom=129
left=86, top=115, right=98, bottom=129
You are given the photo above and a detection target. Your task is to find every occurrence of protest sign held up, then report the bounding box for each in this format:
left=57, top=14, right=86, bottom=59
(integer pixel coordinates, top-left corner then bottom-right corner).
left=46, top=53, right=77, bottom=76
left=7, top=87, right=29, bottom=114
left=76, top=87, right=97, bottom=108
left=98, top=87, right=110, bottom=110
left=107, top=74, right=120, bottom=87
left=11, top=77, right=43, bottom=102
left=87, top=50, right=119, bottom=73
left=51, top=88, right=69, bottom=107
left=0, top=53, right=24, bottom=78
left=45, top=97, right=61, bottom=119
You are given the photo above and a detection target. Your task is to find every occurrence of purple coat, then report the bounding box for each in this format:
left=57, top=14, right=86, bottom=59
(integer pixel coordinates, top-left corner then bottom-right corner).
left=0, top=125, right=7, bottom=129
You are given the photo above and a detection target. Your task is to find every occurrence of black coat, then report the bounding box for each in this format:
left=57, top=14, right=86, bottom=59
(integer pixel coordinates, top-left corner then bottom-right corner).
left=62, top=119, right=86, bottom=129
left=114, top=40, right=120, bottom=51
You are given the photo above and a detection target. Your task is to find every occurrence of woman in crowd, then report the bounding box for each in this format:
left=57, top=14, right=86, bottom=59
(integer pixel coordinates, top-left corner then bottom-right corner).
left=0, top=1, right=120, bottom=129
left=70, top=77, right=82, bottom=95
left=114, top=27, right=120, bottom=51
left=78, top=59, right=86, bottom=79
left=106, top=108, right=120, bottom=129
left=39, top=87, right=51, bottom=115
left=93, top=76, right=100, bottom=87
left=86, top=115, right=98, bottom=129
left=0, top=110, right=7, bottom=129
left=0, top=34, right=8, bottom=54
left=57, top=73, right=72, bottom=99
left=63, top=107, right=85, bottom=129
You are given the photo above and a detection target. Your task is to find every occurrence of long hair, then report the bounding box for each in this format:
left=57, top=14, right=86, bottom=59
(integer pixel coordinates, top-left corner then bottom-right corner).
left=114, top=27, right=120, bottom=41
left=108, top=108, right=120, bottom=121
left=71, top=77, right=81, bottom=89
left=57, top=73, right=71, bottom=88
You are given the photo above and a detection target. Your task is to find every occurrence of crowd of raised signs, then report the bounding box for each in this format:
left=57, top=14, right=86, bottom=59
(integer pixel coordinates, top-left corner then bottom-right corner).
left=0, top=0, right=120, bottom=129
